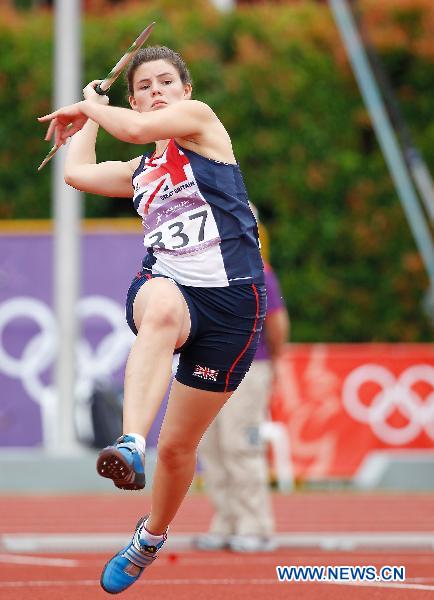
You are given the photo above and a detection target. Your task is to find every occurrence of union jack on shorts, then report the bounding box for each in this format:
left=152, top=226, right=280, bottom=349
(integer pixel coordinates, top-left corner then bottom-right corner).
left=193, top=365, right=219, bottom=382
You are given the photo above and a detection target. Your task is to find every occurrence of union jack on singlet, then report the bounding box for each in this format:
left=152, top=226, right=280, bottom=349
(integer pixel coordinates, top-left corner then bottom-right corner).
left=132, top=139, right=264, bottom=288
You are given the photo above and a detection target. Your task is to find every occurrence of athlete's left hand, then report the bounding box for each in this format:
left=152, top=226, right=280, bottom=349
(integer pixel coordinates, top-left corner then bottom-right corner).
left=38, top=101, right=88, bottom=147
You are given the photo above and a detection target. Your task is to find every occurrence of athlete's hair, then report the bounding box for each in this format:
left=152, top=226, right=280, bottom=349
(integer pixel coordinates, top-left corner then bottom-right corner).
left=126, top=46, right=193, bottom=95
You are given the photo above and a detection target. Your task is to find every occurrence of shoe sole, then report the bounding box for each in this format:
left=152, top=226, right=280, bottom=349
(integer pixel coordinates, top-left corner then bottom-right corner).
left=100, top=562, right=120, bottom=595
left=96, top=448, right=146, bottom=491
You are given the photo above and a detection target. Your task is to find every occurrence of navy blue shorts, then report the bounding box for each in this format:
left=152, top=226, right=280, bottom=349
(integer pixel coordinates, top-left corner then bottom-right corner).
left=125, top=271, right=266, bottom=392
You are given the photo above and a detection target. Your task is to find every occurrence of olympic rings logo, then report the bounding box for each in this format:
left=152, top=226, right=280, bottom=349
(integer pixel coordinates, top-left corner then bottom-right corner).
left=0, top=296, right=134, bottom=408
left=342, top=364, right=434, bottom=445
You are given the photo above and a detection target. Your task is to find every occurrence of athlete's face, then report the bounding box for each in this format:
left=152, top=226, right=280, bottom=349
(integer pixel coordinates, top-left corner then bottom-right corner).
left=129, top=59, right=192, bottom=113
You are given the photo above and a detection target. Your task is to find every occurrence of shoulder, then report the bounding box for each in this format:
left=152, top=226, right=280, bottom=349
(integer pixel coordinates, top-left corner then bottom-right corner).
left=176, top=101, right=233, bottom=161
left=178, top=99, right=218, bottom=122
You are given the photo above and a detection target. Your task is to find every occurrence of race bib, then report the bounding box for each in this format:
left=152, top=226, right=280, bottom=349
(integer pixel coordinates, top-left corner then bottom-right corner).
left=143, top=196, right=220, bottom=254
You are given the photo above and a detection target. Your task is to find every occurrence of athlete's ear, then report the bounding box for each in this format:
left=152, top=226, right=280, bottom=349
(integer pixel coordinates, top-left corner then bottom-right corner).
left=129, top=95, right=138, bottom=110
left=184, top=83, right=192, bottom=100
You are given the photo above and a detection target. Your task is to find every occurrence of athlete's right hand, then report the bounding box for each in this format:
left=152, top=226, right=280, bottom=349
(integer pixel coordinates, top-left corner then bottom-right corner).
left=83, top=80, right=109, bottom=105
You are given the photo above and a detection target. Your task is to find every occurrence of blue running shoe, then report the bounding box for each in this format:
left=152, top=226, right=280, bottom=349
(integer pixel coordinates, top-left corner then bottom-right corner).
left=101, top=516, right=166, bottom=594
left=96, top=435, right=146, bottom=490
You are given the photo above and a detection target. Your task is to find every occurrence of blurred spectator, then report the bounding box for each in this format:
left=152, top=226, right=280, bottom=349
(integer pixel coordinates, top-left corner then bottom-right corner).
left=195, top=261, right=289, bottom=552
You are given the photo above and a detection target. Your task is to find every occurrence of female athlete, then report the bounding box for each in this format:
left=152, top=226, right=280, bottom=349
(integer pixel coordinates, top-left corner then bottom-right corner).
left=39, top=46, right=266, bottom=594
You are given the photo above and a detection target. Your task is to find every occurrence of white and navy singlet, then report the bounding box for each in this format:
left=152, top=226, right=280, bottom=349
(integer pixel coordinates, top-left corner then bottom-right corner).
left=132, top=139, right=264, bottom=287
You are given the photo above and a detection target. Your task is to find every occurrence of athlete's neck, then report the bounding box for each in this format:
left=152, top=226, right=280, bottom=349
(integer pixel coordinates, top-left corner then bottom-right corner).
left=154, top=139, right=170, bottom=157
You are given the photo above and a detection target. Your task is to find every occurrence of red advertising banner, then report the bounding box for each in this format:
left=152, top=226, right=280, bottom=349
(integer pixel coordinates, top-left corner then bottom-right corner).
left=270, top=344, right=434, bottom=479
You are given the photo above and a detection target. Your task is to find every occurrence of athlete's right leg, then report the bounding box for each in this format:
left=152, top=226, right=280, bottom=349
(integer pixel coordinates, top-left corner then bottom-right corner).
left=97, top=277, right=191, bottom=490
left=123, top=277, right=191, bottom=435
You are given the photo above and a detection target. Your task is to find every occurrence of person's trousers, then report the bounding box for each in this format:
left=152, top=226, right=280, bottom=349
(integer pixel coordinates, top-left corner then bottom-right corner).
left=198, top=360, right=274, bottom=536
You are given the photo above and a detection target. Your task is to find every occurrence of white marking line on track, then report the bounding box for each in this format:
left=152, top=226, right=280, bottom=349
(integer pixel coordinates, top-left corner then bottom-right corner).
left=0, top=554, right=78, bottom=567
left=341, top=582, right=434, bottom=592
left=3, top=531, right=434, bottom=552
left=2, top=578, right=434, bottom=591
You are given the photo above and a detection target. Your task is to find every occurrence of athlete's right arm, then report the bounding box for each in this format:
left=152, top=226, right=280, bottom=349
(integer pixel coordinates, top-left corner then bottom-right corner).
left=64, top=117, right=140, bottom=197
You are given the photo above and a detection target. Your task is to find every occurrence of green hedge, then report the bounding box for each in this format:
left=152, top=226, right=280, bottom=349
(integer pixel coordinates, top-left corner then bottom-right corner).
left=1, top=0, right=433, bottom=341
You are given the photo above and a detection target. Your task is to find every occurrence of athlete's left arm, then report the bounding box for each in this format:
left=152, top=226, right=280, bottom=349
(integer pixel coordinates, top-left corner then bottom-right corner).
left=39, top=100, right=216, bottom=147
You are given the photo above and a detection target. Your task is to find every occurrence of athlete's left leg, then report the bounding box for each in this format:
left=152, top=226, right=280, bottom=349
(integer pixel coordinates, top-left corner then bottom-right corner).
left=145, top=380, right=232, bottom=534
left=100, top=381, right=232, bottom=593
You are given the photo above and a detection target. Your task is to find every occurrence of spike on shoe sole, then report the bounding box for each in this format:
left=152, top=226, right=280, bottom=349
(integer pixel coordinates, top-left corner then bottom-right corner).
left=96, top=447, right=145, bottom=490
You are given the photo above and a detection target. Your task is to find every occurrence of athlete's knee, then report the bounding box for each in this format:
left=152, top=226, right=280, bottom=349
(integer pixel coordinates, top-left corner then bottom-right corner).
left=157, top=436, right=196, bottom=470
left=141, top=293, right=184, bottom=332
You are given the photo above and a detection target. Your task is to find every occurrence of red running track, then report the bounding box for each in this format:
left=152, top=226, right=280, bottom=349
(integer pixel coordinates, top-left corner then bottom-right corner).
left=1, top=550, right=434, bottom=599
left=0, top=492, right=433, bottom=533
left=0, top=492, right=433, bottom=600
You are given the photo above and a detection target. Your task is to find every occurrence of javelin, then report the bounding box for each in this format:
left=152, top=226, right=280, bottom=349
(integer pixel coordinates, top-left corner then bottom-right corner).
left=38, top=21, right=155, bottom=171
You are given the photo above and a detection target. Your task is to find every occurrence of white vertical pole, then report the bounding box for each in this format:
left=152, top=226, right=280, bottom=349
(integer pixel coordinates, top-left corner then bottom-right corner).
left=329, top=0, right=434, bottom=301
left=210, top=0, right=234, bottom=11
left=52, top=0, right=82, bottom=452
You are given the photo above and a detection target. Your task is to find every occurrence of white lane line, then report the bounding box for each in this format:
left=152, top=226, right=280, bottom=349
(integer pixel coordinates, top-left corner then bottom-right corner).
left=3, top=532, right=434, bottom=553
left=345, top=582, right=434, bottom=591
left=2, top=551, right=431, bottom=571
left=1, top=578, right=434, bottom=590
left=0, top=533, right=130, bottom=553
left=0, top=554, right=78, bottom=567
